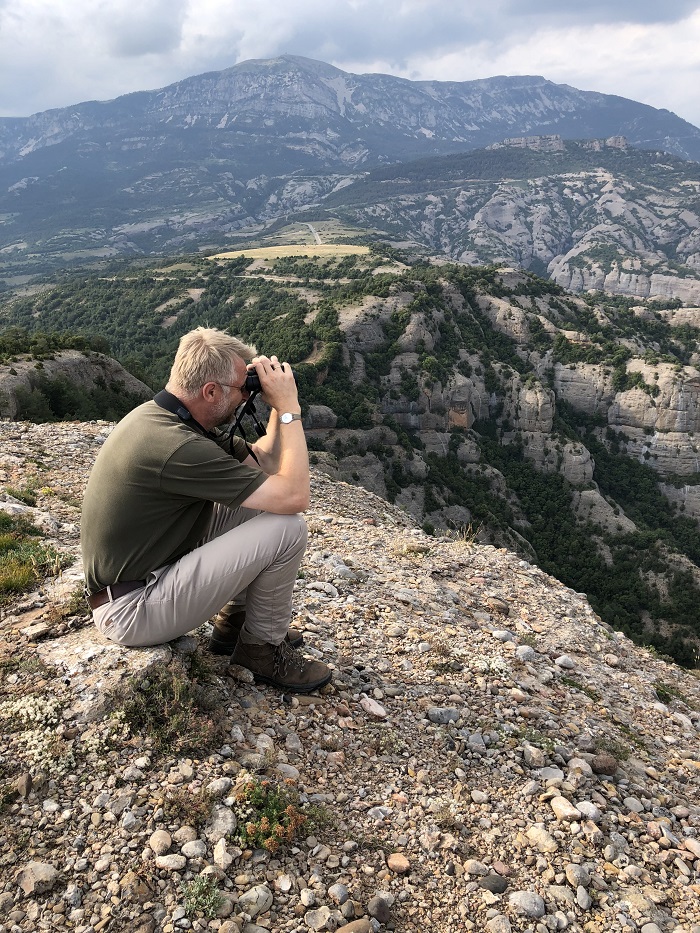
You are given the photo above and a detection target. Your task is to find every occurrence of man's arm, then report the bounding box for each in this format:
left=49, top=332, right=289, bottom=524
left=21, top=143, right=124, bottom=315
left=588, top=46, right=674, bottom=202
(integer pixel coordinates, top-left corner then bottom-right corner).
left=240, top=356, right=309, bottom=514
left=247, top=409, right=282, bottom=474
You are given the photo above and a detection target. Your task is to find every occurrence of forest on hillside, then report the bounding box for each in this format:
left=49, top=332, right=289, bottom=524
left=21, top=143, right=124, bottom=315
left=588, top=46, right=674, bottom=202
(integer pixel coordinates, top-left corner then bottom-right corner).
left=2, top=248, right=700, bottom=665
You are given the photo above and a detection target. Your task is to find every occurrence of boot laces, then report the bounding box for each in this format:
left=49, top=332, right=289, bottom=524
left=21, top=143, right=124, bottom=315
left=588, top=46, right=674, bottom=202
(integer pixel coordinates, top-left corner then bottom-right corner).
left=273, top=639, right=306, bottom=676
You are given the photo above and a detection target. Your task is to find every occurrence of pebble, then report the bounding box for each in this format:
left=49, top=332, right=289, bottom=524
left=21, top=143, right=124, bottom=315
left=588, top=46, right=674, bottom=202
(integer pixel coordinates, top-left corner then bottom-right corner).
left=238, top=885, right=273, bottom=918
left=508, top=891, right=546, bottom=918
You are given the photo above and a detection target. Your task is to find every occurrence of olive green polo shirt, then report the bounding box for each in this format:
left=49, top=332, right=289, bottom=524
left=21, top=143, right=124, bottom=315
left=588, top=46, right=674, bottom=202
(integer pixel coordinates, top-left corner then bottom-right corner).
left=81, top=401, right=266, bottom=594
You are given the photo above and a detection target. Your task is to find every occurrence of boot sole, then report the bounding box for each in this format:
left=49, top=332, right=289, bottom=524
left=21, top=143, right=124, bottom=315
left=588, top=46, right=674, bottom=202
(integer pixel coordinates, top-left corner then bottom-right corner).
left=251, top=669, right=332, bottom=694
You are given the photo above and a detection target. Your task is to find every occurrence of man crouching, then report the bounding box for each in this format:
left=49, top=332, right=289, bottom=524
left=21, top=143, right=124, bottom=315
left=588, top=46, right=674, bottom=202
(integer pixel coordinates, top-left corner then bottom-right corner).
left=80, top=326, right=331, bottom=693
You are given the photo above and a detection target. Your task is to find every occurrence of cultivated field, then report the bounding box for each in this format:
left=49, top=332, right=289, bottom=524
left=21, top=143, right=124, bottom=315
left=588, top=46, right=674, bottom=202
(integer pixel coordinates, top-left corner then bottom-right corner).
left=209, top=244, right=370, bottom=261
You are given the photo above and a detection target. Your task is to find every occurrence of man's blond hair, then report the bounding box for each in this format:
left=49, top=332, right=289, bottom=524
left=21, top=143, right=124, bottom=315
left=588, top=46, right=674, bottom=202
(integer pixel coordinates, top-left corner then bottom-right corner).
left=168, top=327, right=257, bottom=395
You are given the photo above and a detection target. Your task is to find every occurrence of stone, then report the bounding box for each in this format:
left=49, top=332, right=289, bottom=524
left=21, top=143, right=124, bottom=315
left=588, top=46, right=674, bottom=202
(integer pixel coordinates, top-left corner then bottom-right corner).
left=526, top=824, right=558, bottom=853
left=214, top=838, right=234, bottom=870
left=465, top=859, right=490, bottom=875
left=15, top=861, right=59, bottom=895
left=367, top=893, right=393, bottom=924
left=427, top=706, right=460, bottom=724
left=329, top=883, right=349, bottom=904
left=550, top=796, right=582, bottom=821
left=486, top=917, right=512, bottom=933
left=360, top=695, right=387, bottom=718
left=591, top=752, right=618, bottom=775
left=238, top=884, right=273, bottom=918
left=305, top=906, right=333, bottom=930
left=523, top=744, right=546, bottom=768
left=387, top=853, right=410, bottom=873
left=207, top=777, right=233, bottom=797
left=155, top=854, right=187, bottom=870
left=554, top=654, right=575, bottom=669
left=181, top=840, right=207, bottom=858
left=148, top=830, right=172, bottom=856
left=565, top=863, right=590, bottom=888
left=479, top=874, right=509, bottom=894
left=205, top=805, right=237, bottom=843
left=575, top=800, right=602, bottom=822
left=508, top=891, right=546, bottom=918
left=336, top=921, right=371, bottom=933
left=576, top=885, right=593, bottom=909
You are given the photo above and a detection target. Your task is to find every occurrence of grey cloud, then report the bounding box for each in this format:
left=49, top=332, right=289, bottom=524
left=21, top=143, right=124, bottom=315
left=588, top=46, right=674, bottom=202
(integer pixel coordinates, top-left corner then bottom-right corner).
left=508, top=0, right=699, bottom=26
left=102, top=0, right=189, bottom=57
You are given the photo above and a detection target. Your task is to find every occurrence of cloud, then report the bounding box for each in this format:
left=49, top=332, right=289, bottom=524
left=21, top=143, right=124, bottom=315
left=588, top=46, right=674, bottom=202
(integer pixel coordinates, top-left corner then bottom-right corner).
left=0, top=0, right=699, bottom=127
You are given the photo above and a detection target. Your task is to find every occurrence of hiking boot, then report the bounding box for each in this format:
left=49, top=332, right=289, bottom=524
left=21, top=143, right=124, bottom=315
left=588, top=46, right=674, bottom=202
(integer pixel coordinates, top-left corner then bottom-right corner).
left=230, top=639, right=332, bottom=694
left=208, top=607, right=303, bottom=655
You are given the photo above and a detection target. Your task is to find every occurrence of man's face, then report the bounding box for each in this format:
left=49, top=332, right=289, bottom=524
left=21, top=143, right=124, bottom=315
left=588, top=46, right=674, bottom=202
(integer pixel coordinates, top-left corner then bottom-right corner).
left=211, top=356, right=250, bottom=426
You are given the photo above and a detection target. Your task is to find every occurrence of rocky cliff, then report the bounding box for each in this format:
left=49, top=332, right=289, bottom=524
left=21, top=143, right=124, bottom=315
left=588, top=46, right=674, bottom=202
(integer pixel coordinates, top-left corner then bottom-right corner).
left=0, top=350, right=152, bottom=420
left=1, top=420, right=699, bottom=932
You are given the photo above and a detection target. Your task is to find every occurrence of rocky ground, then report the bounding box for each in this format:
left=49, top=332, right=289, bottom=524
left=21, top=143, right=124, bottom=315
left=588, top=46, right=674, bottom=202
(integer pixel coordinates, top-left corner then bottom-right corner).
left=1, top=420, right=700, bottom=933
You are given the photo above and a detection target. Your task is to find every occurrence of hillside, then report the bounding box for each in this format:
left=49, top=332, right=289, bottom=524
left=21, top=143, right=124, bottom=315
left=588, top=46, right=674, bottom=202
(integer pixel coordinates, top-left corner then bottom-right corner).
left=1, top=420, right=699, bottom=932
left=1, top=55, right=700, bottom=279
left=321, top=137, right=700, bottom=304
left=2, top=250, right=700, bottom=664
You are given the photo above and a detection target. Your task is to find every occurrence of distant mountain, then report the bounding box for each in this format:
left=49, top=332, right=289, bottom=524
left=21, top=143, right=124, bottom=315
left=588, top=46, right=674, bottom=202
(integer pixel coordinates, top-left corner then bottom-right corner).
left=2, top=55, right=700, bottom=277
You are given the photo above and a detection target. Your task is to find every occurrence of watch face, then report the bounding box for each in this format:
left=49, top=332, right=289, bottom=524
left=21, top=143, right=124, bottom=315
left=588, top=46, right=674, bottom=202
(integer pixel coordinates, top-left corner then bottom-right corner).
left=281, top=412, right=292, bottom=423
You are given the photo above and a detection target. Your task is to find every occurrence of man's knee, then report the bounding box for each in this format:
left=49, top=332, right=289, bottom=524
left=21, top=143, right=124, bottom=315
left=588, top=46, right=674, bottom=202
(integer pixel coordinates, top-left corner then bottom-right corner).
left=278, top=513, right=308, bottom=551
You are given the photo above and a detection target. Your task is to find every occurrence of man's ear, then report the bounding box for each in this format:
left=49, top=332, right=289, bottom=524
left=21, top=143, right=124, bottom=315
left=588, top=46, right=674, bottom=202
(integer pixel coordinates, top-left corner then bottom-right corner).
left=202, top=381, right=218, bottom=400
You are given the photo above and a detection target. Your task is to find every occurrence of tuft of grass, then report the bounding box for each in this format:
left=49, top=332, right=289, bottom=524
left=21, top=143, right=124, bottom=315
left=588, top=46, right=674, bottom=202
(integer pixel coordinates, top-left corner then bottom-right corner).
left=180, top=875, right=224, bottom=919
left=44, top=585, right=89, bottom=625
left=109, top=658, right=224, bottom=756
left=597, top=736, right=631, bottom=761
left=0, top=511, right=64, bottom=603
left=4, top=483, right=38, bottom=507
left=654, top=680, right=695, bottom=709
left=560, top=676, right=602, bottom=703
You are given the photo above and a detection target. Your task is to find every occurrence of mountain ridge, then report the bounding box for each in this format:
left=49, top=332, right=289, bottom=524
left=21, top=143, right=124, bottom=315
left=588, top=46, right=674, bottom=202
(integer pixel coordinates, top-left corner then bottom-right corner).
left=2, top=55, right=700, bottom=282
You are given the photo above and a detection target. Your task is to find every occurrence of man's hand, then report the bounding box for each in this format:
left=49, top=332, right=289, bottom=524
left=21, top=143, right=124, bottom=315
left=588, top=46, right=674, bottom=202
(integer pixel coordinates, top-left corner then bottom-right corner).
left=249, top=355, right=300, bottom=414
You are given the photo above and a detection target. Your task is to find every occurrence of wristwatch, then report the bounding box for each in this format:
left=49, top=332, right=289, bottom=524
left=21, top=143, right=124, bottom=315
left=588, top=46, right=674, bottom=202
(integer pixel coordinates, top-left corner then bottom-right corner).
left=279, top=412, right=303, bottom=424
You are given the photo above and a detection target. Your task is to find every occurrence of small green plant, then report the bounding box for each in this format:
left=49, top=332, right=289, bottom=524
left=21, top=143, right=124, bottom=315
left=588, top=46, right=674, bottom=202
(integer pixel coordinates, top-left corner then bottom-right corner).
left=164, top=787, right=214, bottom=829
left=560, top=676, right=602, bottom=703
left=366, top=723, right=407, bottom=755
left=44, top=585, right=88, bottom=625
left=232, top=777, right=307, bottom=852
left=597, top=736, right=631, bottom=760
left=180, top=875, right=224, bottom=919
left=110, top=658, right=224, bottom=756
left=653, top=680, right=695, bottom=708
left=4, top=483, right=38, bottom=507
left=521, top=727, right=555, bottom=754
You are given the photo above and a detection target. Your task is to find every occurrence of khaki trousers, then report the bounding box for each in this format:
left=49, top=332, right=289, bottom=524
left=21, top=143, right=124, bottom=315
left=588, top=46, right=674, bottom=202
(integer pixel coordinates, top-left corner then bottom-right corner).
left=91, top=505, right=307, bottom=648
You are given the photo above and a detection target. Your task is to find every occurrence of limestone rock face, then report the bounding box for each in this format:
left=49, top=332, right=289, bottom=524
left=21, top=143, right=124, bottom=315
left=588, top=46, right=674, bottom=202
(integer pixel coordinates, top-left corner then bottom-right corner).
left=502, top=378, right=554, bottom=434
left=306, top=405, right=338, bottom=430
left=659, top=482, right=700, bottom=521
left=552, top=363, right=616, bottom=417
left=571, top=489, right=637, bottom=535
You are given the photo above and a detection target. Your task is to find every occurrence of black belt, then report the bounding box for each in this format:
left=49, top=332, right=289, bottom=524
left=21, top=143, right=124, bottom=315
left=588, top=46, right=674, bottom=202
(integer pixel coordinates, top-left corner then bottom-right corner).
left=87, top=580, right=146, bottom=610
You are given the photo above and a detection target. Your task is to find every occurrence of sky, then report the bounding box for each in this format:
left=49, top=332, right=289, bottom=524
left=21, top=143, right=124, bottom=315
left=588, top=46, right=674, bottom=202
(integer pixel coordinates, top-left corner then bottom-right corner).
left=1, top=0, right=700, bottom=127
